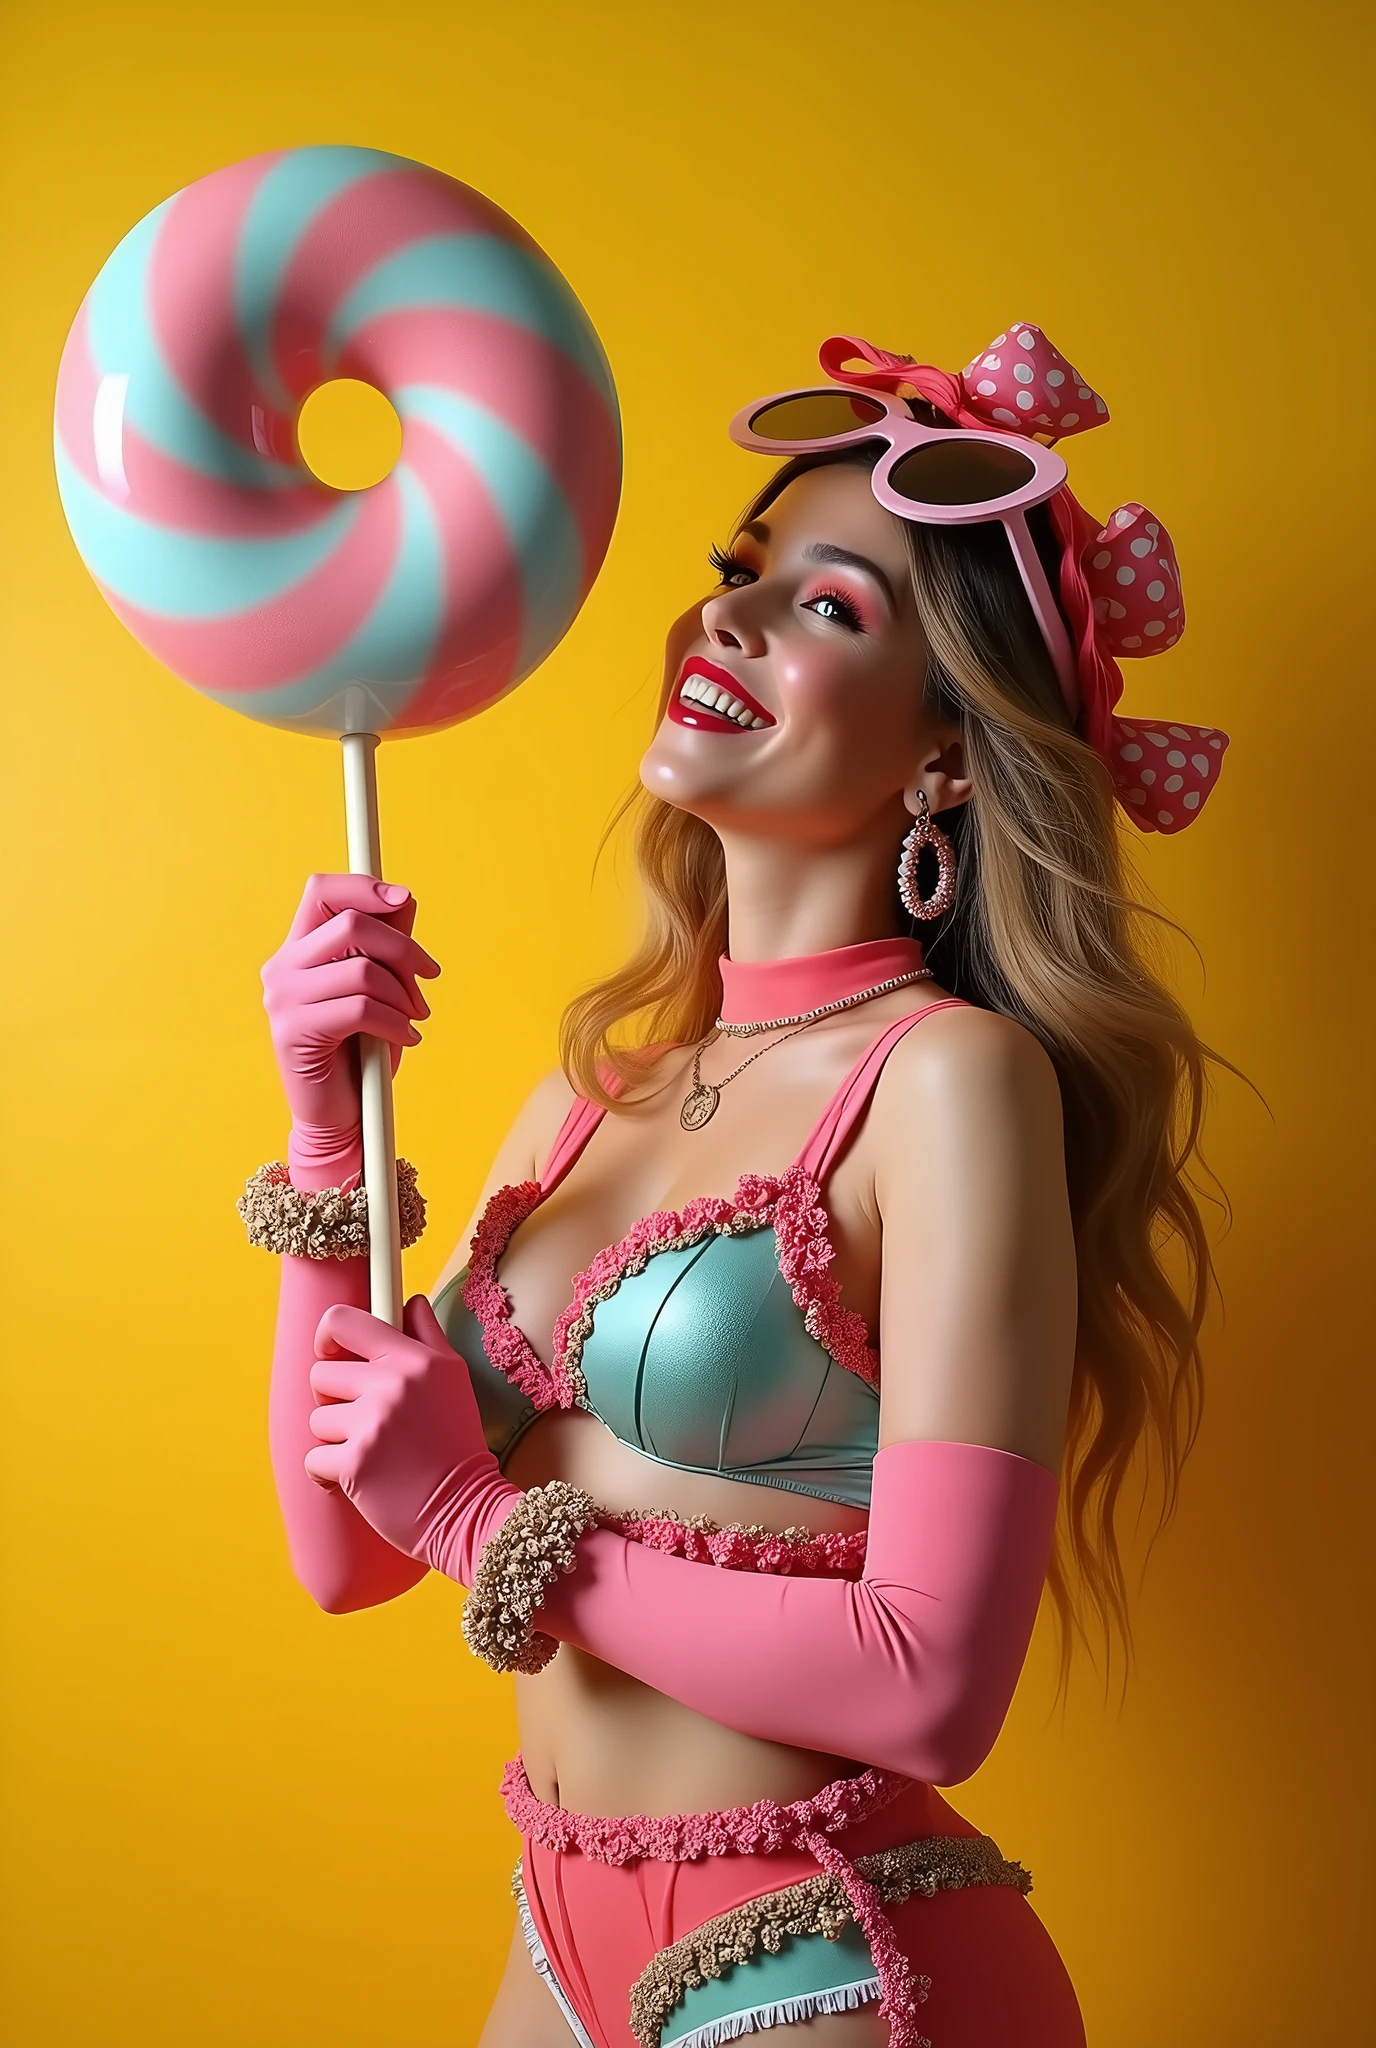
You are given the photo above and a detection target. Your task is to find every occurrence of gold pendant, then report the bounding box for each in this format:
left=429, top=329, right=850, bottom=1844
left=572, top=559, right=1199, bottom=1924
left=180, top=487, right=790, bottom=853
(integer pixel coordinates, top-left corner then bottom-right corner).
left=679, top=1082, right=720, bottom=1131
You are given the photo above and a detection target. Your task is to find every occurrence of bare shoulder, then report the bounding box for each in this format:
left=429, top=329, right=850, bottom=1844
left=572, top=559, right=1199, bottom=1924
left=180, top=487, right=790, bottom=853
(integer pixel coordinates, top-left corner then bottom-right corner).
left=883, top=1001, right=1061, bottom=1101
left=518, top=1063, right=580, bottom=1149
left=486, top=1064, right=579, bottom=1190
left=870, top=1004, right=1066, bottom=1192
left=427, top=1065, right=576, bottom=1297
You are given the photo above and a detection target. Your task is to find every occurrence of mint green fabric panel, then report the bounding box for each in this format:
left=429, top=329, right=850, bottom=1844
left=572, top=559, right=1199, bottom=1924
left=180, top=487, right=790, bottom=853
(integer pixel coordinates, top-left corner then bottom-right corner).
left=578, top=1226, right=879, bottom=1507
left=658, top=1920, right=878, bottom=2045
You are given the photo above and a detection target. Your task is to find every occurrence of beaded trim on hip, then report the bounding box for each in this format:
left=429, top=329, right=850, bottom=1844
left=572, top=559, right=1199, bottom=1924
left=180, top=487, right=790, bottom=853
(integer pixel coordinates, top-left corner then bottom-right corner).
left=626, top=1833, right=1032, bottom=2048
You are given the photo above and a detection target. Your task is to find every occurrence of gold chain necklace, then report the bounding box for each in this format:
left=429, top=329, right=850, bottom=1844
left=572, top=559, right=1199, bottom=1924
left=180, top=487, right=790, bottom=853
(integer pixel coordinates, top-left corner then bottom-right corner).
left=679, top=967, right=933, bottom=1132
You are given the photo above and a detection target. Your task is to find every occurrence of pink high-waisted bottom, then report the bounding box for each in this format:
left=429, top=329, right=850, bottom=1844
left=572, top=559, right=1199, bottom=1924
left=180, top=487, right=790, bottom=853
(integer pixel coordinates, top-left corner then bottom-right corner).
left=512, top=1768, right=1086, bottom=2048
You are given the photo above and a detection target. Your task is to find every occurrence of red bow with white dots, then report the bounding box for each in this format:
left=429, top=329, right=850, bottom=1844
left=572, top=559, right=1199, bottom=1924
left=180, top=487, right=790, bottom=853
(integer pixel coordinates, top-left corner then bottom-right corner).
left=819, top=327, right=1230, bottom=834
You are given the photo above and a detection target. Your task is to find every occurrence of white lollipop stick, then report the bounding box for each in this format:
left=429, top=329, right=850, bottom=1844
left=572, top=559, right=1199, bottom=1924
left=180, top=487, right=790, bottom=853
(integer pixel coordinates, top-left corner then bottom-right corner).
left=340, top=731, right=404, bottom=1327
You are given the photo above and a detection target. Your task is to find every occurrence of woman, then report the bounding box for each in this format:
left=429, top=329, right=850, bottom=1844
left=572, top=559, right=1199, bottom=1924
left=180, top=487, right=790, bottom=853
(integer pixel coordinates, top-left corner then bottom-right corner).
left=250, top=325, right=1226, bottom=2048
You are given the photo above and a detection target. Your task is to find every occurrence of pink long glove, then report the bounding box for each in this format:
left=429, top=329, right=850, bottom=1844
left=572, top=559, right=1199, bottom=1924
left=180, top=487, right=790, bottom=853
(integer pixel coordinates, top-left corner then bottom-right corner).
left=539, top=1438, right=1059, bottom=1785
left=261, top=875, right=442, bottom=1612
left=320, top=1304, right=1059, bottom=1784
left=268, top=1142, right=437, bottom=1613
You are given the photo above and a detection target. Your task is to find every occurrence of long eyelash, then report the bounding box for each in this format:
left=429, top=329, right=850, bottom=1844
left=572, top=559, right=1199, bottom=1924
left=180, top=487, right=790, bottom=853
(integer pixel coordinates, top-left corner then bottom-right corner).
left=709, top=541, right=753, bottom=585
left=706, top=545, right=862, bottom=629
left=806, top=585, right=864, bottom=631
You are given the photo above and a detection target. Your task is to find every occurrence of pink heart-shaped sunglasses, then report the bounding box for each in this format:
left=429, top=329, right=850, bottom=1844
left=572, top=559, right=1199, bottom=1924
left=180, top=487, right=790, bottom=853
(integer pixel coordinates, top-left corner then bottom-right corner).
left=728, top=385, right=1078, bottom=712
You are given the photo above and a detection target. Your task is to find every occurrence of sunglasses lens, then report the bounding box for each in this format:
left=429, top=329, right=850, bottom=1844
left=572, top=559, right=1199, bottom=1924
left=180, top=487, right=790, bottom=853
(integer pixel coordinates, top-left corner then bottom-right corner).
left=748, top=392, right=888, bottom=440
left=888, top=439, right=1037, bottom=507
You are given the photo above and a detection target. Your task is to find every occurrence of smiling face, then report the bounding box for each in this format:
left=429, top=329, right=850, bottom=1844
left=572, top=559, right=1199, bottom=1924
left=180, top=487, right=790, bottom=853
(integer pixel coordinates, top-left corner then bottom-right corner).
left=641, top=460, right=967, bottom=847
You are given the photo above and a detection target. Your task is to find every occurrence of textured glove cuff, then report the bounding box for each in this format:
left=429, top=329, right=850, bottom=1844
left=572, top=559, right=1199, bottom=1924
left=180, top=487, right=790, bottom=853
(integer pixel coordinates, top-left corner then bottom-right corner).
left=461, top=1482, right=599, bottom=1675
left=237, top=1158, right=426, bottom=1258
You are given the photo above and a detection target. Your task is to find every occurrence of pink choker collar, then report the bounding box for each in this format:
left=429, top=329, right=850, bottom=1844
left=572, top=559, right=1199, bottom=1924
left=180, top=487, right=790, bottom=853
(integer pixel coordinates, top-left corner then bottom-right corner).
left=718, top=937, right=927, bottom=1026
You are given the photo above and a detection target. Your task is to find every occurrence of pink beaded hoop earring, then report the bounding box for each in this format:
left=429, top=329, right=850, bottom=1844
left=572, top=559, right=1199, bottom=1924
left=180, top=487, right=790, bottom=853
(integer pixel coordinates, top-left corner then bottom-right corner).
left=897, top=793, right=958, bottom=921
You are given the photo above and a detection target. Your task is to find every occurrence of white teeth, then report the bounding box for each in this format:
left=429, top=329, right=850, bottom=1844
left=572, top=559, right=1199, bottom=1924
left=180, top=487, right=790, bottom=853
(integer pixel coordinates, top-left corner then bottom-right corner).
left=678, top=675, right=771, bottom=728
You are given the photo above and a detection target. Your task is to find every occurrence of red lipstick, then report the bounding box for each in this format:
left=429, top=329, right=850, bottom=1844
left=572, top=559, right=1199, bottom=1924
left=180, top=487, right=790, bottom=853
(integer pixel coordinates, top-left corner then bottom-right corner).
left=668, top=657, right=777, bottom=733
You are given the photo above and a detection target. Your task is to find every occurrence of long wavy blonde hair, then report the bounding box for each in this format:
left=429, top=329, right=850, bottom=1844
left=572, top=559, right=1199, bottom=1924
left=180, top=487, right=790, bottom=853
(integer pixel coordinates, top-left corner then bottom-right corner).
left=561, top=439, right=1223, bottom=1688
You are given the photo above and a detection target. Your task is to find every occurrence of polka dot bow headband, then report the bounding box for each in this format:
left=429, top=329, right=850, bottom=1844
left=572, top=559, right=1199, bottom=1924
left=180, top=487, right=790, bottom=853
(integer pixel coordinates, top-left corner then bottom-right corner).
left=736, top=325, right=1230, bottom=835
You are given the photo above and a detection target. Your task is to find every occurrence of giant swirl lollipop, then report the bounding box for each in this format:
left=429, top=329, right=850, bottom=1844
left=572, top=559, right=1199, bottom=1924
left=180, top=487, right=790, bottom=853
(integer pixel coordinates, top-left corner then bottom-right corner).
left=55, top=144, right=622, bottom=1322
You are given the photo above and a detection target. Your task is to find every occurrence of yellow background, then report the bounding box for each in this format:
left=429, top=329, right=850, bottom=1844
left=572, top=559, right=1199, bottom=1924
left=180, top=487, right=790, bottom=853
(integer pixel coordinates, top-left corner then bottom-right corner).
left=2, top=2, right=1371, bottom=2040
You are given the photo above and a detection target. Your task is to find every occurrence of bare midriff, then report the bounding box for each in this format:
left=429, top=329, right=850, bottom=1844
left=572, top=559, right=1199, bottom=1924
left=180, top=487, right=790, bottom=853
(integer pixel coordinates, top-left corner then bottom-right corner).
left=501, top=1408, right=871, bottom=1820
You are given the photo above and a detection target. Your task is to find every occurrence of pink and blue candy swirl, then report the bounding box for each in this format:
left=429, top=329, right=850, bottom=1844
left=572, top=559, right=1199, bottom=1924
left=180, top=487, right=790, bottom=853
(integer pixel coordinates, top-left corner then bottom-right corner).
left=54, top=146, right=622, bottom=739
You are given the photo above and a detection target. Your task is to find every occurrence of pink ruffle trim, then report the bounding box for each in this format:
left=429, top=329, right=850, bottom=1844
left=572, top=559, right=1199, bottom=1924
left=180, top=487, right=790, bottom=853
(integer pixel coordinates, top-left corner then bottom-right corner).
left=501, top=1751, right=902, bottom=1864
left=502, top=1755, right=925, bottom=2047
left=770, top=1165, right=879, bottom=1387
left=461, top=1165, right=879, bottom=1416
left=460, top=1180, right=558, bottom=1408
left=601, top=1511, right=866, bottom=1577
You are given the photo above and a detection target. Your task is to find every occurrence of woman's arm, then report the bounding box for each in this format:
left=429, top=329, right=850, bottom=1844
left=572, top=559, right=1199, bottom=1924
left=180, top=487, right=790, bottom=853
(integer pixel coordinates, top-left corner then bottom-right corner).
left=270, top=1071, right=572, bottom=1614
left=268, top=1127, right=428, bottom=1615
left=538, top=1436, right=1057, bottom=1785
left=872, top=1005, right=1076, bottom=1469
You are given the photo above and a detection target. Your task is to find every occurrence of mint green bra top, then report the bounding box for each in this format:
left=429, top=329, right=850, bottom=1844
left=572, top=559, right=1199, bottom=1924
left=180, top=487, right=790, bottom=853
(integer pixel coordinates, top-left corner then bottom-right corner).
left=432, top=1003, right=961, bottom=1512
